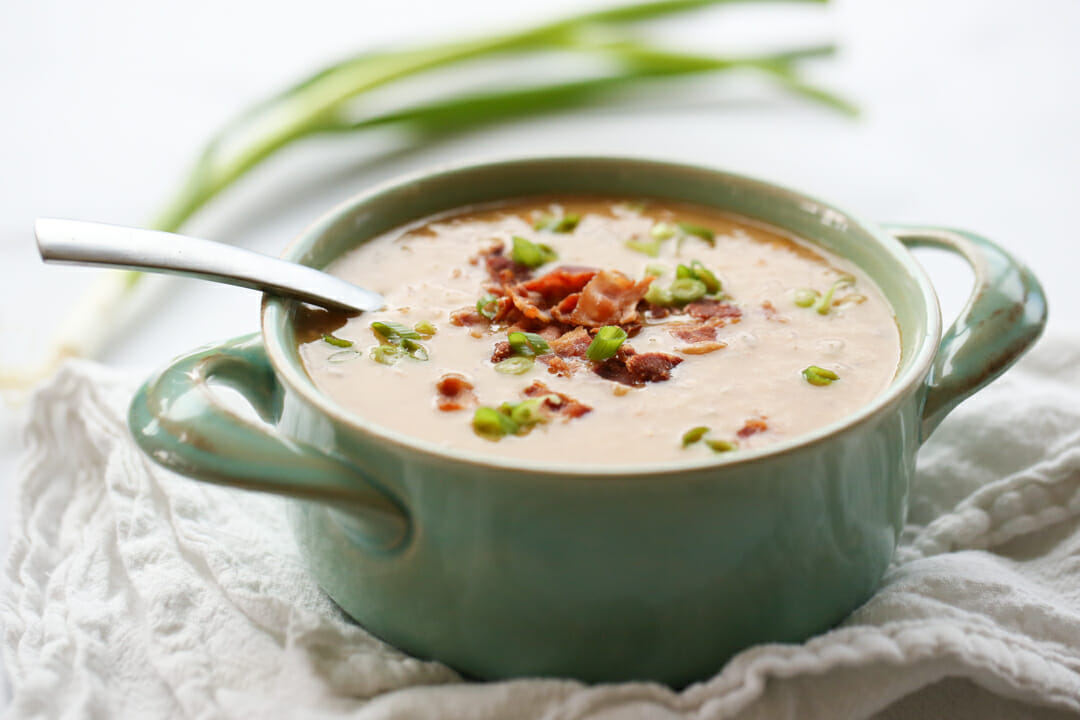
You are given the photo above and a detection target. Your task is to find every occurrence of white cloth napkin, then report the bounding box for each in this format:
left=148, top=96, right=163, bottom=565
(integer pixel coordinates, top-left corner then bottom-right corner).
left=4, top=335, right=1080, bottom=720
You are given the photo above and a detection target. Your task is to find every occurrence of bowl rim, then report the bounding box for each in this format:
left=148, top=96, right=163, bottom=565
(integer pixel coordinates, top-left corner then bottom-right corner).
left=261, top=155, right=942, bottom=477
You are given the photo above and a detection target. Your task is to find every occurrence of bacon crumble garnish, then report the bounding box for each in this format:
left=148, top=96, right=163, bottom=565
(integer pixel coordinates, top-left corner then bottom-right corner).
left=569, top=270, right=652, bottom=328
left=737, top=417, right=769, bottom=438
left=761, top=300, right=788, bottom=323
left=435, top=374, right=476, bottom=412
left=594, top=346, right=682, bottom=386
left=679, top=341, right=726, bottom=355
left=685, top=299, right=742, bottom=321
left=522, top=380, right=592, bottom=420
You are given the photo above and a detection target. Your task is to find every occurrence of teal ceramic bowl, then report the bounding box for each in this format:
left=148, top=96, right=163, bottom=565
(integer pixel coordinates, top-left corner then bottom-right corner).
left=129, top=157, right=1046, bottom=686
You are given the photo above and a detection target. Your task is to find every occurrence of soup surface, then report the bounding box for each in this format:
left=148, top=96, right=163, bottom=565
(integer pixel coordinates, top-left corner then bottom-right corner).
left=296, top=197, right=901, bottom=464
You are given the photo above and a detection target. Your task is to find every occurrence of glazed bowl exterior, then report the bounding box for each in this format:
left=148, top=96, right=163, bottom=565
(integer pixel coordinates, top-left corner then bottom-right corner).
left=129, top=157, right=1046, bottom=686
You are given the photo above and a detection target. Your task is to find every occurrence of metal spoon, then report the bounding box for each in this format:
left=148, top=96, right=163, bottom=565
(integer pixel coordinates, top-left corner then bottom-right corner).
left=35, top=218, right=384, bottom=313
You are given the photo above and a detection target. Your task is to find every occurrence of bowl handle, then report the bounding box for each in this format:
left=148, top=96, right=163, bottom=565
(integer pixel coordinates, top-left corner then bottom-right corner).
left=128, top=333, right=409, bottom=548
left=887, top=226, right=1047, bottom=440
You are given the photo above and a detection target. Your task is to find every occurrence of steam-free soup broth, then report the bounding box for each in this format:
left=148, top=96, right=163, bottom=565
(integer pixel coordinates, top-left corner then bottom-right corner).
left=296, top=197, right=901, bottom=464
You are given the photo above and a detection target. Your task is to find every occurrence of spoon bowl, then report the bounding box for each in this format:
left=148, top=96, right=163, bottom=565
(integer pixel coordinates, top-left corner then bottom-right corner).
left=35, top=218, right=385, bottom=313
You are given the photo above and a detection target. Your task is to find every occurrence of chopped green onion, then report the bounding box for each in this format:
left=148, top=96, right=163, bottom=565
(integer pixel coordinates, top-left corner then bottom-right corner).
left=533, top=213, right=580, bottom=233
left=322, top=333, right=353, bottom=348
left=402, top=339, right=429, bottom=361
left=371, top=321, right=421, bottom=343
left=511, top=236, right=558, bottom=268
left=508, top=331, right=550, bottom=357
left=477, top=293, right=500, bottom=320
left=669, top=278, right=707, bottom=304
left=414, top=320, right=437, bottom=338
left=682, top=426, right=709, bottom=446
left=327, top=349, right=362, bottom=363
left=473, top=406, right=519, bottom=440
left=814, top=274, right=856, bottom=315
left=626, top=238, right=662, bottom=257
left=675, top=263, right=693, bottom=280
left=586, top=326, right=628, bottom=361
left=644, top=263, right=667, bottom=278
left=677, top=222, right=716, bottom=244
left=706, top=439, right=738, bottom=453
left=793, top=288, right=819, bottom=307
left=650, top=222, right=677, bottom=240
left=802, top=365, right=839, bottom=386
left=494, top=356, right=535, bottom=374
left=370, top=345, right=403, bottom=365
left=690, top=261, right=721, bottom=294
left=507, top=398, right=549, bottom=426
left=644, top=281, right=673, bottom=306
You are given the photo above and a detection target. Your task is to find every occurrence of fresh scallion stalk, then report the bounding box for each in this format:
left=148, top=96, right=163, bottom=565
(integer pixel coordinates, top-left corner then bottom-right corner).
left=370, top=345, right=403, bottom=365
left=644, top=281, right=673, bottom=306
left=7, top=0, right=852, bottom=397
left=586, top=326, right=628, bottom=361
left=650, top=222, right=678, bottom=240
left=706, top=438, right=738, bottom=452
left=414, top=320, right=437, bottom=338
left=508, top=398, right=549, bottom=426
left=372, top=321, right=422, bottom=343
left=793, top=288, right=819, bottom=307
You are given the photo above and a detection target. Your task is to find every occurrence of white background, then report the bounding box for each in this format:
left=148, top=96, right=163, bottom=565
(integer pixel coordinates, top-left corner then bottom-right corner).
left=2, top=0, right=1077, bottom=715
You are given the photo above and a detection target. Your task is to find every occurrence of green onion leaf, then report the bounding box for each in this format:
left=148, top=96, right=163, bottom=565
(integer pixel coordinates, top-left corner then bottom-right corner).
left=494, top=356, right=535, bottom=375
left=507, top=398, right=549, bottom=427
left=675, top=263, right=693, bottom=280
left=370, top=345, right=403, bottom=365
left=533, top=212, right=580, bottom=233
left=371, top=321, right=421, bottom=343
left=473, top=406, right=519, bottom=440
left=802, top=365, right=840, bottom=386
left=586, top=326, right=628, bottom=361
left=414, top=320, right=437, bottom=338
left=793, top=288, right=819, bottom=308
left=814, top=274, right=856, bottom=315
left=682, top=426, right=709, bottom=446
left=669, top=277, right=707, bottom=304
left=511, top=236, right=558, bottom=268
left=677, top=221, right=716, bottom=244
left=690, top=261, right=721, bottom=294
left=644, top=281, right=673, bottom=307
left=508, top=331, right=550, bottom=357
left=476, top=293, right=500, bottom=320
left=644, top=263, right=667, bottom=278
left=327, top=349, right=362, bottom=363
left=706, top=438, right=738, bottom=453
left=626, top=238, right=662, bottom=257
left=322, top=333, right=353, bottom=348
left=650, top=222, right=677, bottom=240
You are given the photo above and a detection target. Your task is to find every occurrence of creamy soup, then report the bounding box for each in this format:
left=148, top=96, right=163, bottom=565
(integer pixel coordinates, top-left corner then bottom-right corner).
left=296, top=197, right=901, bottom=464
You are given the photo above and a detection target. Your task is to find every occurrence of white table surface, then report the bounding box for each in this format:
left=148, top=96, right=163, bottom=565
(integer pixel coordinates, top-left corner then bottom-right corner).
left=2, top=0, right=1077, bottom=715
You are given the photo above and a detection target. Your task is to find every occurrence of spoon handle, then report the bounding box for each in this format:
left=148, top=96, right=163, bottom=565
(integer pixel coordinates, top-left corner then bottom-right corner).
left=35, top=218, right=384, bottom=313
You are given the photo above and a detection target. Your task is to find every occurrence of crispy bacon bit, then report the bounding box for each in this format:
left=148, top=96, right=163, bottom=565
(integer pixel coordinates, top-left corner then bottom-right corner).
left=522, top=381, right=592, bottom=420
left=503, top=267, right=595, bottom=327
left=490, top=341, right=513, bottom=363
left=625, top=352, right=683, bottom=384
left=435, top=374, right=476, bottom=412
left=450, top=307, right=486, bottom=327
left=679, top=341, right=726, bottom=355
left=569, top=270, right=653, bottom=328
left=540, top=355, right=575, bottom=378
left=477, top=242, right=531, bottom=284
left=761, top=300, right=788, bottom=323
left=667, top=317, right=726, bottom=344
left=686, top=300, right=742, bottom=321
left=594, top=346, right=682, bottom=387
left=737, top=417, right=769, bottom=438
left=548, top=326, right=592, bottom=358
left=551, top=294, right=580, bottom=324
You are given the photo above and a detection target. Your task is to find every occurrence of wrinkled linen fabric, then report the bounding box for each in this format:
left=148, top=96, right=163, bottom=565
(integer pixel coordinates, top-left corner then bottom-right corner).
left=3, top=335, right=1080, bottom=719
